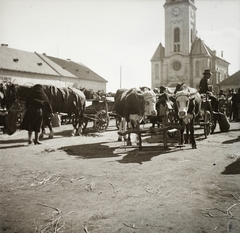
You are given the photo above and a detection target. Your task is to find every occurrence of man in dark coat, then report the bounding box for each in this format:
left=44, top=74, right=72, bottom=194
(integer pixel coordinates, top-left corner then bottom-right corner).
left=232, top=88, right=240, bottom=121
left=199, top=69, right=212, bottom=94
left=21, top=84, right=53, bottom=144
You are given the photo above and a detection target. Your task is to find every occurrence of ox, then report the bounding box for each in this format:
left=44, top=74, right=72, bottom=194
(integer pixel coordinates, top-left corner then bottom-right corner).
left=115, top=88, right=157, bottom=146
left=150, top=92, right=175, bottom=128
left=42, top=86, right=86, bottom=137
left=174, top=84, right=201, bottom=149
left=3, top=83, right=86, bottom=137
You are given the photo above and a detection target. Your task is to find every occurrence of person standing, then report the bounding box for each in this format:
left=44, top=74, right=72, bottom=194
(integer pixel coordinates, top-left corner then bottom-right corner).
left=232, top=88, right=240, bottom=121
left=20, top=84, right=53, bottom=145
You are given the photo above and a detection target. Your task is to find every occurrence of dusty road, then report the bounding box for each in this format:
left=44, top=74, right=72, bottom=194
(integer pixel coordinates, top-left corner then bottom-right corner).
left=0, top=120, right=240, bottom=233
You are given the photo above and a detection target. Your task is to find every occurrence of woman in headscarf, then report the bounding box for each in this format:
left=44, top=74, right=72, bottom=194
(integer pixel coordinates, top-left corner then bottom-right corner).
left=21, top=84, right=53, bottom=144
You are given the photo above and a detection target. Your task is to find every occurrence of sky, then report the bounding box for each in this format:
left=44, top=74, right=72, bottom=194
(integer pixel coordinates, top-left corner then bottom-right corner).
left=0, top=0, right=240, bottom=92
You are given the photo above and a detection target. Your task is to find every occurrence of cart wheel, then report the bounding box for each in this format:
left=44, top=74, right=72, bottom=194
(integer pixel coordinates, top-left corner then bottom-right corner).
left=94, top=110, right=110, bottom=132
left=204, top=110, right=211, bottom=138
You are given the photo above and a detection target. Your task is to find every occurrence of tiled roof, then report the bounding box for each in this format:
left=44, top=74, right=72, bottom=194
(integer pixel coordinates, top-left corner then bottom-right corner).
left=35, top=53, right=76, bottom=78
left=218, top=70, right=240, bottom=85
left=46, top=55, right=107, bottom=83
left=0, top=46, right=75, bottom=77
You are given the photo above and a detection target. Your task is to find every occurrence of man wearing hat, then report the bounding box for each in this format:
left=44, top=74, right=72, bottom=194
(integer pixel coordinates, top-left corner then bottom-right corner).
left=197, top=69, right=217, bottom=124
left=199, top=69, right=212, bottom=94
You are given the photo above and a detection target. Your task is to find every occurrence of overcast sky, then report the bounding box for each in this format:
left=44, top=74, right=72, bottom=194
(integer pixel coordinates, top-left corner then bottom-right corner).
left=0, top=0, right=239, bottom=92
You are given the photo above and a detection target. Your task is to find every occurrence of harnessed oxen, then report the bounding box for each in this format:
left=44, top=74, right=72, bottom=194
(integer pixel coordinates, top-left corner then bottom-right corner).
left=150, top=92, right=175, bottom=128
left=4, top=83, right=86, bottom=137
left=174, top=84, right=202, bottom=149
left=115, top=88, right=157, bottom=146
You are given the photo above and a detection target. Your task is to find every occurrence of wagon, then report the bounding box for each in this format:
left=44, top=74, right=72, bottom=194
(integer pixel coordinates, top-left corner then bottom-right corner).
left=197, top=94, right=214, bottom=138
left=117, top=99, right=183, bottom=150
left=196, top=93, right=231, bottom=138
left=83, top=97, right=115, bottom=132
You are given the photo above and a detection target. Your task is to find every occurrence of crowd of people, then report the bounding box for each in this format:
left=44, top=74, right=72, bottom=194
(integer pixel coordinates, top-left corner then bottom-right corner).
left=1, top=69, right=240, bottom=144
left=199, top=69, right=240, bottom=122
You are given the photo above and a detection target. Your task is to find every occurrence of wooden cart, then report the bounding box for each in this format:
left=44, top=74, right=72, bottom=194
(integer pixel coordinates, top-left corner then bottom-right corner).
left=83, top=97, right=115, bottom=132
left=117, top=101, right=183, bottom=150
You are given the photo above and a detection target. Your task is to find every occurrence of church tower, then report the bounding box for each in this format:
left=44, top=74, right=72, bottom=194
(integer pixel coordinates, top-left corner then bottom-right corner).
left=151, top=0, right=229, bottom=92
left=164, top=0, right=196, bottom=57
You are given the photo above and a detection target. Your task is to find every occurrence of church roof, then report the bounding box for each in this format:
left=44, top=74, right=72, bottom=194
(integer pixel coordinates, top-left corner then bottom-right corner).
left=191, top=37, right=230, bottom=64
left=218, top=70, right=240, bottom=86
left=190, top=38, right=211, bottom=56
left=0, top=45, right=75, bottom=78
left=151, top=43, right=165, bottom=61
left=46, top=55, right=107, bottom=83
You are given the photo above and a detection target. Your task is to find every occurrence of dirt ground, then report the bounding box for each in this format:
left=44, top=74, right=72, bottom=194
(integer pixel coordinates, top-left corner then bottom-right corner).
left=0, top=119, right=240, bottom=233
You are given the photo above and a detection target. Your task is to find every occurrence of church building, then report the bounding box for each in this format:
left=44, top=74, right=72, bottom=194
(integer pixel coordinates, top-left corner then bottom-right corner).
left=151, top=0, right=230, bottom=93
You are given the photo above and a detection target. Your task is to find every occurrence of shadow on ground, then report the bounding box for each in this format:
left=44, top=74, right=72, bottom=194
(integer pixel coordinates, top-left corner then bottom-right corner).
left=59, top=142, right=118, bottom=159
left=58, top=136, right=185, bottom=164
left=222, top=136, right=240, bottom=144
left=0, top=138, right=28, bottom=149
left=222, top=160, right=240, bottom=175
left=117, top=145, right=184, bottom=164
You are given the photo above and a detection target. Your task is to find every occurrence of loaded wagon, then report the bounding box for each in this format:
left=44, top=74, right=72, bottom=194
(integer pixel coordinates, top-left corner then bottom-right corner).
left=83, top=96, right=115, bottom=132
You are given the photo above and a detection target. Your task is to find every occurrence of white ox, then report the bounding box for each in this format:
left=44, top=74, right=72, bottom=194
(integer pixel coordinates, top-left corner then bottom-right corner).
left=115, top=88, right=157, bottom=145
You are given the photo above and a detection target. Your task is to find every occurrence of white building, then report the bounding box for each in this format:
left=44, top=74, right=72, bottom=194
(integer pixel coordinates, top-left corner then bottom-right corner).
left=0, top=45, right=107, bottom=92
left=151, top=0, right=229, bottom=93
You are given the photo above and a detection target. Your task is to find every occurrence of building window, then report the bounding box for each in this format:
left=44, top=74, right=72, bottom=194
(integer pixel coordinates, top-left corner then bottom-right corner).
left=172, top=61, right=181, bottom=71
left=174, top=28, right=180, bottom=52
left=155, top=64, right=159, bottom=80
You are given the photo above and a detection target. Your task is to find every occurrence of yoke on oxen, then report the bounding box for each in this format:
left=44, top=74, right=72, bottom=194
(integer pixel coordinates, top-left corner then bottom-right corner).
left=116, top=87, right=185, bottom=150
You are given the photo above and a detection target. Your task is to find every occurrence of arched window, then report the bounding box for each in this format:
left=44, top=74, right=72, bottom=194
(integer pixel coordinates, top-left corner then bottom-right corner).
left=155, top=64, right=159, bottom=80
left=174, top=28, right=180, bottom=52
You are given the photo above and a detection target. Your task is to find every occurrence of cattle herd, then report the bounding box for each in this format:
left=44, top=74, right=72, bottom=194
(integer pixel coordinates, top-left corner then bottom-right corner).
left=1, top=82, right=238, bottom=149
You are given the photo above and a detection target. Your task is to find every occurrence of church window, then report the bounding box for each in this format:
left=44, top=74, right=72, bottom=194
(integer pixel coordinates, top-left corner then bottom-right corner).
left=174, top=28, right=180, bottom=52
left=173, top=61, right=181, bottom=71
left=155, top=64, right=159, bottom=80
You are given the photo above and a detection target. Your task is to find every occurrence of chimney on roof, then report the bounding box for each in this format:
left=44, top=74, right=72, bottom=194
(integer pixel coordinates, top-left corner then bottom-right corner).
left=67, top=58, right=71, bottom=61
left=1, top=44, right=8, bottom=47
left=221, top=51, right=223, bottom=57
left=43, top=53, right=46, bottom=56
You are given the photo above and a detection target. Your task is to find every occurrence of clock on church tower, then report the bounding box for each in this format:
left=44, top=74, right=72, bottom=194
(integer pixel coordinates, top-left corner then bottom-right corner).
left=164, top=0, right=197, bottom=57
left=172, top=7, right=180, bottom=16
